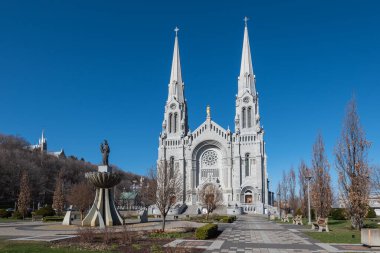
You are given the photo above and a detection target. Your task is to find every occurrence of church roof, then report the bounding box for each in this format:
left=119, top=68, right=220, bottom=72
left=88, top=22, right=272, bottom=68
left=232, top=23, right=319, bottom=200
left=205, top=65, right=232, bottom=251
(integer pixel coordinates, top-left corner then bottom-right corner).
left=120, top=191, right=138, bottom=200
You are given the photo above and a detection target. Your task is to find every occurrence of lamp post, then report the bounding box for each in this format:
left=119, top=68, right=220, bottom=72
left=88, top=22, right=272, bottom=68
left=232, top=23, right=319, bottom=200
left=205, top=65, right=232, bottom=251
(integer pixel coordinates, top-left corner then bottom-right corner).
left=305, top=174, right=312, bottom=225
left=277, top=190, right=280, bottom=218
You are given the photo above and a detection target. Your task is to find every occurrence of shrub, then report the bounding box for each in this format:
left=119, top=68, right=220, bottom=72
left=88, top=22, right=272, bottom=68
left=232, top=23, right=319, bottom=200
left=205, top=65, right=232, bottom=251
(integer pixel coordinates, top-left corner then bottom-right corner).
left=195, top=224, right=218, bottom=240
left=295, top=208, right=302, bottom=216
left=12, top=210, right=23, bottom=219
left=219, top=216, right=235, bottom=223
left=0, top=209, right=11, bottom=218
left=330, top=208, right=347, bottom=220
left=363, top=223, right=378, bottom=229
left=367, top=207, right=377, bottom=218
left=43, top=216, right=64, bottom=222
left=35, top=206, right=55, bottom=217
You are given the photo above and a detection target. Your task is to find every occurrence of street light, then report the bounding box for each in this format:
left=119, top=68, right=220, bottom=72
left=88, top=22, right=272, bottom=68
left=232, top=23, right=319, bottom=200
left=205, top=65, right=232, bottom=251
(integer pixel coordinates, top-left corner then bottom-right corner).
left=277, top=190, right=280, bottom=218
left=305, top=173, right=312, bottom=225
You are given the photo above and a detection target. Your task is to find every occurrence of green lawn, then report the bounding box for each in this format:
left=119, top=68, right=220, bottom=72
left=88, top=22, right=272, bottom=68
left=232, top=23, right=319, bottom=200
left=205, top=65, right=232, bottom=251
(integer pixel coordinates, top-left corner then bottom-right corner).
left=0, top=218, right=28, bottom=223
left=303, top=219, right=379, bottom=244
left=0, top=241, right=111, bottom=253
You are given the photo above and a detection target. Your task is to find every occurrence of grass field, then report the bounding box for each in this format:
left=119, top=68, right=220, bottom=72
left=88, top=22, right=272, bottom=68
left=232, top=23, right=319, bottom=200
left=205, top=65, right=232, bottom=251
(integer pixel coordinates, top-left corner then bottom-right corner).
left=303, top=219, right=379, bottom=244
left=275, top=216, right=380, bottom=244
left=0, top=218, right=29, bottom=223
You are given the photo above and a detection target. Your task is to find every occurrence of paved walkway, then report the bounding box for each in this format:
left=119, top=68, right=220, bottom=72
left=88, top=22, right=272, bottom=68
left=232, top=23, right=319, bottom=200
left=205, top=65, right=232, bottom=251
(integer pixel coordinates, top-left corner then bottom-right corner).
left=201, top=215, right=378, bottom=253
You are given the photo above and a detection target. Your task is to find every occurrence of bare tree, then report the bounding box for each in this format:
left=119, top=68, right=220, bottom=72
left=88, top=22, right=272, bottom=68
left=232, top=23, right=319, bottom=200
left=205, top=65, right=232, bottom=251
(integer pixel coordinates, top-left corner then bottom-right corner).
left=155, top=160, right=182, bottom=231
left=140, top=167, right=157, bottom=208
left=298, top=160, right=309, bottom=217
left=311, top=134, right=332, bottom=218
left=199, top=183, right=223, bottom=220
left=67, top=181, right=95, bottom=220
left=288, top=167, right=297, bottom=214
left=17, top=170, right=31, bottom=219
left=335, top=98, right=371, bottom=230
left=276, top=182, right=282, bottom=216
left=52, top=170, right=65, bottom=216
left=280, top=171, right=289, bottom=214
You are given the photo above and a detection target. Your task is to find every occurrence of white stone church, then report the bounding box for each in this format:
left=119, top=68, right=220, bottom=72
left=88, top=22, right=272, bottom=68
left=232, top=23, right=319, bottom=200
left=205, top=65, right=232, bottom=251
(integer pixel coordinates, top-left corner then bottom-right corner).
left=157, top=21, right=273, bottom=214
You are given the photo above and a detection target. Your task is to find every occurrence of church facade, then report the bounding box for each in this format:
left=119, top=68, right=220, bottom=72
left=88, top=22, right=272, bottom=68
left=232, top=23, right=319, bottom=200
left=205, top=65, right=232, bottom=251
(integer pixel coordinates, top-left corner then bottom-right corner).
left=157, top=22, right=270, bottom=213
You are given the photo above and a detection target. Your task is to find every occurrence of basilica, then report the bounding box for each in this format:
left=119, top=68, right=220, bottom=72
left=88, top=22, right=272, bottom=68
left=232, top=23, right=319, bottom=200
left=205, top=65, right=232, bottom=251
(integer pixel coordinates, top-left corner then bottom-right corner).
left=157, top=21, right=273, bottom=214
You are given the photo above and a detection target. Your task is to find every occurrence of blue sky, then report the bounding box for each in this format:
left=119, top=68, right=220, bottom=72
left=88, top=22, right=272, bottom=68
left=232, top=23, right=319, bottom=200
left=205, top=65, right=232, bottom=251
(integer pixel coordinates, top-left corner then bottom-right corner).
left=1, top=0, right=379, bottom=190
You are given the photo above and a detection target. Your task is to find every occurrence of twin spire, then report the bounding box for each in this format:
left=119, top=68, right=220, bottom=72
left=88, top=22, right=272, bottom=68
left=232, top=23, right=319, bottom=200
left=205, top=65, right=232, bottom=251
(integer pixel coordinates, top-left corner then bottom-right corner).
left=168, top=18, right=256, bottom=101
left=238, top=17, right=256, bottom=96
left=168, top=26, right=184, bottom=103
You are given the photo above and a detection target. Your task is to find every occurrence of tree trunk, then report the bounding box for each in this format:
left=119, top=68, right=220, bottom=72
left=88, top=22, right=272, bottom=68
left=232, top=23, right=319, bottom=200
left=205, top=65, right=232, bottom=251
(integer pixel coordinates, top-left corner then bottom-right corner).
left=162, top=215, right=166, bottom=231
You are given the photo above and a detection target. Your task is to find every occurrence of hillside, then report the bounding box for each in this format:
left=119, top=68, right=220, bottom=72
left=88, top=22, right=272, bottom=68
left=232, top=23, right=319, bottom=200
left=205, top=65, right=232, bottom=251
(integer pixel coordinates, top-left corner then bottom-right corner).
left=0, top=133, right=143, bottom=209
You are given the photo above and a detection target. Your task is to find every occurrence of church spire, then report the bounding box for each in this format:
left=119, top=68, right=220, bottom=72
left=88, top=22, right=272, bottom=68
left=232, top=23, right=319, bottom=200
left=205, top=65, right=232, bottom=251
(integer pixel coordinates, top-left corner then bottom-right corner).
left=168, top=26, right=184, bottom=103
left=238, top=17, right=256, bottom=96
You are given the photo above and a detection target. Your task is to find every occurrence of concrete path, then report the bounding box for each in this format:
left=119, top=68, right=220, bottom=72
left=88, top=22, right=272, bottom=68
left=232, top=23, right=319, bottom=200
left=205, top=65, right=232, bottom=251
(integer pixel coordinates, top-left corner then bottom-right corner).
left=202, top=215, right=379, bottom=253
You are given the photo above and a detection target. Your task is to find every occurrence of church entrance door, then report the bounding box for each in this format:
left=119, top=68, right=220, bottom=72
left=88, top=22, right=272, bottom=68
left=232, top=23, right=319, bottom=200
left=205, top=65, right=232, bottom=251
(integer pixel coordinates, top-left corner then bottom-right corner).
left=245, top=195, right=252, bottom=203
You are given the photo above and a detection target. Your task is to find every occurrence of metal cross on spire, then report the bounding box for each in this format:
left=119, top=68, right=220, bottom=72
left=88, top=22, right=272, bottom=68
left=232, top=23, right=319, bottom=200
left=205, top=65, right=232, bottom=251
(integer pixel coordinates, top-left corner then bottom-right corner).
left=244, top=16, right=249, bottom=27
left=174, top=26, right=179, bottom=36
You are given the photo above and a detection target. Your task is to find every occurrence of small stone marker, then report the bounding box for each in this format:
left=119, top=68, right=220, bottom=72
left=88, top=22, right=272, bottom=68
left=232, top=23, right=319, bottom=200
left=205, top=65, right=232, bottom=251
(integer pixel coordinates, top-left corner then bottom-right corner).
left=62, top=205, right=73, bottom=225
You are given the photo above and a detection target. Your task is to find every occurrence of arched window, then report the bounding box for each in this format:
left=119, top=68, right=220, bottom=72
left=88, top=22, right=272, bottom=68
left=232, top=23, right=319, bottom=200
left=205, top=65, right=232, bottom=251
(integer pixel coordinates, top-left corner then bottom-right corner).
left=247, top=107, right=252, bottom=128
left=174, top=113, right=178, bottom=133
left=169, top=157, right=174, bottom=178
left=168, top=113, right=172, bottom=133
left=242, top=107, right=246, bottom=128
left=245, top=153, right=250, bottom=177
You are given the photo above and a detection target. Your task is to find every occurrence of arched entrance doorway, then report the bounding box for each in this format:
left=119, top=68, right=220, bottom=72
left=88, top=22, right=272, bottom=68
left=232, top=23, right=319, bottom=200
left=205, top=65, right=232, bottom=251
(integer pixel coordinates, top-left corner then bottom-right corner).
left=244, top=190, right=253, bottom=203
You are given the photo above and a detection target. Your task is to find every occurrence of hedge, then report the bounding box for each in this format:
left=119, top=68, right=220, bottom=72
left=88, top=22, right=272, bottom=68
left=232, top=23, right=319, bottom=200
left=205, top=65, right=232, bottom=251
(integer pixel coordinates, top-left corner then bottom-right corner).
left=12, top=210, right=23, bottom=219
left=43, top=216, right=64, bottom=222
left=34, top=206, right=55, bottom=217
left=219, top=215, right=236, bottom=223
left=0, top=209, right=12, bottom=218
left=330, top=208, right=347, bottom=220
left=367, top=207, right=377, bottom=218
left=195, top=224, right=218, bottom=240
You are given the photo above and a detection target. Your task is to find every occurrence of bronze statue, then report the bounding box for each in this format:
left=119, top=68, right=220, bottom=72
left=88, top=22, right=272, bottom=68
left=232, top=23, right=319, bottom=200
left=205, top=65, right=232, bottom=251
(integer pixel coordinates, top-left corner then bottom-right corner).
left=100, top=140, right=110, bottom=166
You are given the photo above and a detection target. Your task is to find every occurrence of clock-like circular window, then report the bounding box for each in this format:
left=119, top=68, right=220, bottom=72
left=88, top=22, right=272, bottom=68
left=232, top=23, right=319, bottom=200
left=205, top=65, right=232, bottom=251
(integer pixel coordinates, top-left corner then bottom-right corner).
left=202, top=150, right=218, bottom=166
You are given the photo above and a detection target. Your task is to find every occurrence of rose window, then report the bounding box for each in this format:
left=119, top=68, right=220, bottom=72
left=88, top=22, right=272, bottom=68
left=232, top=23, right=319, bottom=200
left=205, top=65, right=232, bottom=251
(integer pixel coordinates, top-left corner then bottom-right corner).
left=202, top=150, right=218, bottom=166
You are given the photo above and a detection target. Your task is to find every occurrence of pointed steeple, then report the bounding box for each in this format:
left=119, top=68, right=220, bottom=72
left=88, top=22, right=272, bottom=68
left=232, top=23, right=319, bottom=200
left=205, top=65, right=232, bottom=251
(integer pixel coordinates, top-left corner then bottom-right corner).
left=168, top=27, right=184, bottom=103
left=39, top=129, right=47, bottom=152
left=238, top=17, right=256, bottom=96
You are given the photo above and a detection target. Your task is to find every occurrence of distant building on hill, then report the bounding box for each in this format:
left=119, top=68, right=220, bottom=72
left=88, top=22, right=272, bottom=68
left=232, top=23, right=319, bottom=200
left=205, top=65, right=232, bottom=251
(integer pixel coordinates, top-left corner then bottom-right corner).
left=28, top=130, right=65, bottom=158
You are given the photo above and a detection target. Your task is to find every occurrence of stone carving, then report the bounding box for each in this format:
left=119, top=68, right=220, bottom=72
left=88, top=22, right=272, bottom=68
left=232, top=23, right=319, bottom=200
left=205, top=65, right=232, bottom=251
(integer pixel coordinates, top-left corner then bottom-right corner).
left=100, top=140, right=110, bottom=166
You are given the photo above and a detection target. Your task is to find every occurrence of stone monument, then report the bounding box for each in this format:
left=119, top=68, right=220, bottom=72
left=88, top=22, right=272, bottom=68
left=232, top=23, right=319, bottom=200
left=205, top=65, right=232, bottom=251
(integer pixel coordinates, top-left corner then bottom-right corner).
left=62, top=205, right=73, bottom=225
left=82, top=140, right=123, bottom=227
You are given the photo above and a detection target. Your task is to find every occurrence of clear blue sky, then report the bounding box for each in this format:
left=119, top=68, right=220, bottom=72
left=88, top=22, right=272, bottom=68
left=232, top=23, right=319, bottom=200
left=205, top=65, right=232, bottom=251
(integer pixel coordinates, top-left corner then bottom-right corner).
left=1, top=0, right=379, bottom=190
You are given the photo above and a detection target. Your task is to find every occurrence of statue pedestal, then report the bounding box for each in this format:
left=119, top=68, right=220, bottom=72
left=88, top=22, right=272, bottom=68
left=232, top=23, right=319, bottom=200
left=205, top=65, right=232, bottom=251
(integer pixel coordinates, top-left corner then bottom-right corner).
left=98, top=165, right=112, bottom=173
left=82, top=165, right=123, bottom=227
